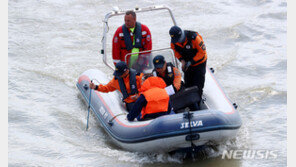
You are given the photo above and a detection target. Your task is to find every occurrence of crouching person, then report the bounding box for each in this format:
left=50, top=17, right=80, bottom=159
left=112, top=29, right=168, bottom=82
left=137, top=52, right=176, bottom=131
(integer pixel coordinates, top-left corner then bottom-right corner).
left=127, top=76, right=172, bottom=121
left=89, top=61, right=143, bottom=112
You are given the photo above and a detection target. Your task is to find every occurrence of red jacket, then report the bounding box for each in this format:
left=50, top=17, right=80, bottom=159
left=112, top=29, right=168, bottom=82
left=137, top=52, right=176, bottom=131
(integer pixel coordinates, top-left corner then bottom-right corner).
left=112, top=23, right=152, bottom=66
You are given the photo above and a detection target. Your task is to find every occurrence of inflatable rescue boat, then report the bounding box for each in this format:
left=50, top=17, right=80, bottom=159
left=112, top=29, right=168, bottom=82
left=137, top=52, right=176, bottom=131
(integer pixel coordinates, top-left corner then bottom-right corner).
left=76, top=6, right=241, bottom=153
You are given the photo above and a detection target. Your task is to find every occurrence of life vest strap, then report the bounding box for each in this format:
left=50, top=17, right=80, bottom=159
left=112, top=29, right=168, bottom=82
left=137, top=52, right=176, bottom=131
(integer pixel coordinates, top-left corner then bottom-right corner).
left=122, top=22, right=143, bottom=51
left=117, top=69, right=138, bottom=101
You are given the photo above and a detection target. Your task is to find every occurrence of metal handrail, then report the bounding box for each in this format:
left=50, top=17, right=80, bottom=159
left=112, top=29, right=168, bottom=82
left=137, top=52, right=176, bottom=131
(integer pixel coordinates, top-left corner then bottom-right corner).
left=100, top=5, right=178, bottom=70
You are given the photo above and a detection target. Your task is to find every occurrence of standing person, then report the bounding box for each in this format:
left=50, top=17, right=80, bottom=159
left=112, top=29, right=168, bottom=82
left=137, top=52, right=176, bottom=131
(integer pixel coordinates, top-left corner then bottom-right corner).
left=169, top=26, right=207, bottom=99
left=89, top=61, right=143, bottom=112
left=112, top=10, right=152, bottom=67
left=152, top=55, right=183, bottom=92
left=127, top=76, right=171, bottom=121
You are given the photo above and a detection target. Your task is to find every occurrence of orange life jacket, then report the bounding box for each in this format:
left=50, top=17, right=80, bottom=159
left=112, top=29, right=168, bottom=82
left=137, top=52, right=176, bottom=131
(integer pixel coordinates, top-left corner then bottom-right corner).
left=173, top=30, right=207, bottom=66
left=139, top=77, right=170, bottom=119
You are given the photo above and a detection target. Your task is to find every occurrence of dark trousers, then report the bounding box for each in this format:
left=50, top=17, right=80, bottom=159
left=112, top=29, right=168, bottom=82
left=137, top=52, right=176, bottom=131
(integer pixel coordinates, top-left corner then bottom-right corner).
left=184, top=61, right=207, bottom=110
left=127, top=94, right=172, bottom=121
left=184, top=60, right=207, bottom=97
left=125, top=102, right=135, bottom=112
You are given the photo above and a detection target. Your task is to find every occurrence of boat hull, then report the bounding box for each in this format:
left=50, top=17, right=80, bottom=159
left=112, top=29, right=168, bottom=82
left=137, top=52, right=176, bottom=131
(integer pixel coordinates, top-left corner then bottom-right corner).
left=76, top=68, right=241, bottom=153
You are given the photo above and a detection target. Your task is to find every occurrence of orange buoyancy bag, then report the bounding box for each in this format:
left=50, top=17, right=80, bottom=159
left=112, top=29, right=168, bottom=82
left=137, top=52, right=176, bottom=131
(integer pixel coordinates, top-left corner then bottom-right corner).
left=139, top=76, right=167, bottom=92
left=141, top=87, right=170, bottom=118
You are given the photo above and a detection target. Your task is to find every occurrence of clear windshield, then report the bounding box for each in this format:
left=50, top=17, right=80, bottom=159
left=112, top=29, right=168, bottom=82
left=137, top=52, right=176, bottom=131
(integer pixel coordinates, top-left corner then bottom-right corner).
left=125, top=48, right=178, bottom=74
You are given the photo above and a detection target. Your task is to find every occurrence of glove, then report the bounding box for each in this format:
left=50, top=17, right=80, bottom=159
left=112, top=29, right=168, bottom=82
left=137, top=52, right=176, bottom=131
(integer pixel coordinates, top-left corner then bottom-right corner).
left=130, top=94, right=139, bottom=100
left=89, top=82, right=96, bottom=89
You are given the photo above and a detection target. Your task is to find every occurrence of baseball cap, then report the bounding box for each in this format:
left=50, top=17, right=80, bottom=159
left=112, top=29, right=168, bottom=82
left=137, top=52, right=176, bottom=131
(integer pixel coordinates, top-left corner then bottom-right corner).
left=169, top=26, right=184, bottom=44
left=153, top=55, right=165, bottom=69
left=113, top=61, right=128, bottom=77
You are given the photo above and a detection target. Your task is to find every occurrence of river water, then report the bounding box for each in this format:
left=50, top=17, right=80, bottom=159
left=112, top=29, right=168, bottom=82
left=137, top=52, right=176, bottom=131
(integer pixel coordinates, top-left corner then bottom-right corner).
left=8, top=0, right=287, bottom=166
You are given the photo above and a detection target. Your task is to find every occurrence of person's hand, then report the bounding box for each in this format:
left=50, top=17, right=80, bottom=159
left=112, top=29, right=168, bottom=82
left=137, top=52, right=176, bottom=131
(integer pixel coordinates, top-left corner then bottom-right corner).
left=143, top=73, right=152, bottom=80
left=130, top=94, right=139, bottom=100
left=89, top=82, right=96, bottom=89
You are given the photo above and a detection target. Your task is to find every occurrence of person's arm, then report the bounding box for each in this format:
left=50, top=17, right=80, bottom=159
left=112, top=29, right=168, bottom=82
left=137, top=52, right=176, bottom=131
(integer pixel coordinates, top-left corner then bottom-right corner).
left=173, top=67, right=182, bottom=91
left=170, top=43, right=182, bottom=60
left=192, top=35, right=207, bottom=62
left=112, top=27, right=122, bottom=65
left=171, top=43, right=186, bottom=71
left=136, top=73, right=144, bottom=89
left=127, top=94, right=147, bottom=121
left=142, top=25, right=152, bottom=51
left=90, top=78, right=117, bottom=93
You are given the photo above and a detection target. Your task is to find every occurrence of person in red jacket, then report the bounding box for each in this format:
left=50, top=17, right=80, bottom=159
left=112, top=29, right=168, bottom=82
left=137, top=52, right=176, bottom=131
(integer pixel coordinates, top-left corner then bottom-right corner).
left=112, top=10, right=152, bottom=68
left=89, top=61, right=144, bottom=111
left=127, top=76, right=172, bottom=121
